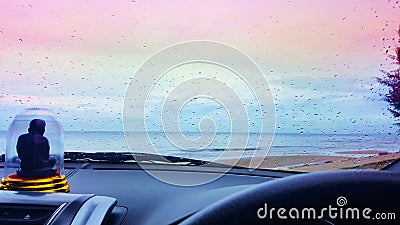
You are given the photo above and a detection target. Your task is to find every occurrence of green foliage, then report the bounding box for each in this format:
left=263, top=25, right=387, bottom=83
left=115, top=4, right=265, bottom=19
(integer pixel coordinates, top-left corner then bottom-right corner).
left=377, top=26, right=400, bottom=123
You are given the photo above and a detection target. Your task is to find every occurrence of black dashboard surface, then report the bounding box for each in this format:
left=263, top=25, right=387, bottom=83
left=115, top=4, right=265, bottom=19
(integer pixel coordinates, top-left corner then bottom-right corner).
left=64, top=163, right=295, bottom=225
left=1, top=161, right=400, bottom=224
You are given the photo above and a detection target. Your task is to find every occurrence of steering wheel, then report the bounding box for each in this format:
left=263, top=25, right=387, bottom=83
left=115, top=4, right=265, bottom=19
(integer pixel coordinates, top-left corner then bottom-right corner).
left=181, top=170, right=400, bottom=225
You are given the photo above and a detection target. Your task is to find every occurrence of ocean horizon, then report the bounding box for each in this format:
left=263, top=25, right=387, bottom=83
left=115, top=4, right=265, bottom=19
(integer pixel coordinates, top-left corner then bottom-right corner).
left=1, top=131, right=399, bottom=161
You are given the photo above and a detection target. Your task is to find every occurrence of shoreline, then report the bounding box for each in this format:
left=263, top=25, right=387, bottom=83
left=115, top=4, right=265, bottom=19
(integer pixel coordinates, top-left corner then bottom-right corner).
left=219, top=151, right=400, bottom=172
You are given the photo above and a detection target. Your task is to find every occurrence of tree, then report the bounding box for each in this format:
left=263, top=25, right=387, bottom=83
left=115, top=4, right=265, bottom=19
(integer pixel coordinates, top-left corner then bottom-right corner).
left=377, top=26, right=400, bottom=125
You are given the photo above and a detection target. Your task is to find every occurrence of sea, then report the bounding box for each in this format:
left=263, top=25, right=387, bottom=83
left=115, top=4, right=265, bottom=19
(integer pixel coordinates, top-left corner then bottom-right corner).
left=1, top=131, right=399, bottom=161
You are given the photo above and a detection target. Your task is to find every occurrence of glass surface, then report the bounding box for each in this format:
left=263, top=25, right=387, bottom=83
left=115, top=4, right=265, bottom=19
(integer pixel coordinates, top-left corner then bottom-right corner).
left=4, top=108, right=64, bottom=177
left=0, top=0, right=399, bottom=172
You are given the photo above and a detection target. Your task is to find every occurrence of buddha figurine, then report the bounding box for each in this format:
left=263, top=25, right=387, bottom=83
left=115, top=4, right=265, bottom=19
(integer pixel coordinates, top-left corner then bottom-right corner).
left=16, top=119, right=57, bottom=178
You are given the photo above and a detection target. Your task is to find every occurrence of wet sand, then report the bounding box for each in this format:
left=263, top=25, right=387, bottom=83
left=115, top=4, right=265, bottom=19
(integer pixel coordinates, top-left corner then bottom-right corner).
left=293, top=151, right=400, bottom=172
left=219, top=151, right=400, bottom=172
left=335, top=150, right=389, bottom=155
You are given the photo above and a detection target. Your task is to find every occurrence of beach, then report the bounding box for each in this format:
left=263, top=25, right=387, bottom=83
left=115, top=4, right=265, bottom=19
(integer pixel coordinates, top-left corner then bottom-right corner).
left=2, top=131, right=399, bottom=172
left=220, top=150, right=400, bottom=172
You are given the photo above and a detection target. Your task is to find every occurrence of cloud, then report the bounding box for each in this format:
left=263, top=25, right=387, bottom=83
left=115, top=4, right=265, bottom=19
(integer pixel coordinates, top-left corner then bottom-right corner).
left=0, top=94, right=125, bottom=130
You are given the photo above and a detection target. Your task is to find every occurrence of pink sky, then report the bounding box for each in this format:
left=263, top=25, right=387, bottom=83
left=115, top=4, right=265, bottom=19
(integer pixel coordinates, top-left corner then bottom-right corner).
left=1, top=0, right=397, bottom=53
left=0, top=0, right=399, bottom=132
left=1, top=0, right=398, bottom=81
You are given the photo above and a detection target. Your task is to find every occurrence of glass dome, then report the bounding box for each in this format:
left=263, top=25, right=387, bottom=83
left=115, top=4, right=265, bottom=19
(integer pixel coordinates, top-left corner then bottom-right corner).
left=4, top=108, right=65, bottom=178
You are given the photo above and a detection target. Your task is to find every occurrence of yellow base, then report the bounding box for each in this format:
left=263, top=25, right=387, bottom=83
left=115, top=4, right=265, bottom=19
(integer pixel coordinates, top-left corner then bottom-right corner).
left=0, top=174, right=70, bottom=193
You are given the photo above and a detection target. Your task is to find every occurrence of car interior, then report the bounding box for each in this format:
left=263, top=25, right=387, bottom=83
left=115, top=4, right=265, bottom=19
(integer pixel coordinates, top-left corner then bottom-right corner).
left=1, top=0, right=400, bottom=224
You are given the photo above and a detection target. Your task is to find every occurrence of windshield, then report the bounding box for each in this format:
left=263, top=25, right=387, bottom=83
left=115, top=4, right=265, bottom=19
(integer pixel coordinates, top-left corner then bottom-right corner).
left=1, top=0, right=399, bottom=172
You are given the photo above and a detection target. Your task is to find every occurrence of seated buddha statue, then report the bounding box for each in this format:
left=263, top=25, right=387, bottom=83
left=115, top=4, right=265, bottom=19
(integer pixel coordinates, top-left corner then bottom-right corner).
left=16, top=119, right=57, bottom=178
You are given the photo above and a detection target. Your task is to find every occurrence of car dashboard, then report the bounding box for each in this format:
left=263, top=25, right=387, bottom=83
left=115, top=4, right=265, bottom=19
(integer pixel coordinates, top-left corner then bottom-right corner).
left=0, top=162, right=298, bottom=225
